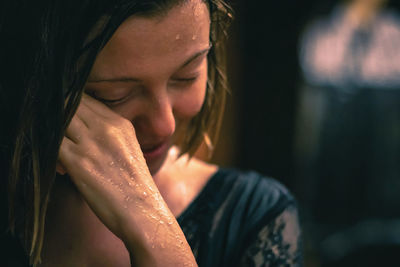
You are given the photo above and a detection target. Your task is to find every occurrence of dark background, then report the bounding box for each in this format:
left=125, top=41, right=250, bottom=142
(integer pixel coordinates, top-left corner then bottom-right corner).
left=213, top=0, right=400, bottom=266
left=218, top=0, right=327, bottom=264
left=216, top=0, right=337, bottom=178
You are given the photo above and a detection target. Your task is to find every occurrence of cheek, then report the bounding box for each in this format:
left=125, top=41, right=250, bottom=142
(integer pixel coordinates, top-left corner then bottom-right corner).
left=173, top=80, right=207, bottom=145
left=174, top=79, right=207, bottom=119
left=108, top=102, right=141, bottom=119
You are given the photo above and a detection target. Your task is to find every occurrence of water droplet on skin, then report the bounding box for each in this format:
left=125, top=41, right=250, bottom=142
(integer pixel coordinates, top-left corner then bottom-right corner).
left=175, top=34, right=181, bottom=40
left=107, top=178, right=116, bottom=187
left=192, top=35, right=197, bottom=40
left=129, top=155, right=137, bottom=164
left=159, top=220, right=164, bottom=225
left=149, top=214, right=161, bottom=221
left=144, top=232, right=150, bottom=241
left=109, top=161, right=114, bottom=166
left=143, top=191, right=147, bottom=197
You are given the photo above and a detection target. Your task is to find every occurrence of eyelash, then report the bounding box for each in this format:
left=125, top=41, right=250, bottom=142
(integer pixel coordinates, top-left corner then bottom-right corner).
left=89, top=93, right=128, bottom=106
left=100, top=97, right=126, bottom=104
left=171, top=76, right=198, bottom=84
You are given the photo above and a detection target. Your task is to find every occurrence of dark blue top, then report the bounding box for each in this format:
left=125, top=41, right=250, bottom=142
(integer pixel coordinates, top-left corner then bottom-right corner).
left=177, top=168, right=302, bottom=267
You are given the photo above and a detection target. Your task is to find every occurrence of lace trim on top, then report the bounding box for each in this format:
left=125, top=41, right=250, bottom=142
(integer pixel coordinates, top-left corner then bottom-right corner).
left=240, top=205, right=302, bottom=267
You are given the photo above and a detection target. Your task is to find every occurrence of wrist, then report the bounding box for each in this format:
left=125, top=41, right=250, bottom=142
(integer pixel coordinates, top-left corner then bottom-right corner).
left=120, top=207, right=197, bottom=266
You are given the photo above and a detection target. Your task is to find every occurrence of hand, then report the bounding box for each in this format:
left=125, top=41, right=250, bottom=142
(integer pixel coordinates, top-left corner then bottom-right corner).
left=58, top=94, right=197, bottom=266
left=59, top=94, right=152, bottom=236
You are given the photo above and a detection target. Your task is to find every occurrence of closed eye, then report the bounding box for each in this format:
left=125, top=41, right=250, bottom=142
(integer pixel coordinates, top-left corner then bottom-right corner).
left=97, top=96, right=126, bottom=104
left=86, top=91, right=128, bottom=106
left=169, top=77, right=198, bottom=88
left=173, top=77, right=197, bottom=82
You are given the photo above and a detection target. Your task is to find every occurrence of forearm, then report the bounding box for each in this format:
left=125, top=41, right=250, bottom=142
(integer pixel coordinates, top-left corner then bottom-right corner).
left=121, top=202, right=197, bottom=267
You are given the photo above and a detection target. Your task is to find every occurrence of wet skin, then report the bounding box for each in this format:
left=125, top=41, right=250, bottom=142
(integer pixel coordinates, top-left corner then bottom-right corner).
left=43, top=1, right=215, bottom=266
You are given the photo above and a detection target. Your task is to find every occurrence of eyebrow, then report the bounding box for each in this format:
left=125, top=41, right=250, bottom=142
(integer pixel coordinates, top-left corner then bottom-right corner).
left=88, top=45, right=211, bottom=83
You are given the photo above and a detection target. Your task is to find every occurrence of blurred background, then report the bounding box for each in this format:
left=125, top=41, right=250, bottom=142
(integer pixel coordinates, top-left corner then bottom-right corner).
left=209, top=0, right=400, bottom=266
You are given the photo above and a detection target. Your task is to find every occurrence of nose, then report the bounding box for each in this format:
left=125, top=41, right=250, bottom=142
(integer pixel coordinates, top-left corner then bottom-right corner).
left=142, top=93, right=176, bottom=141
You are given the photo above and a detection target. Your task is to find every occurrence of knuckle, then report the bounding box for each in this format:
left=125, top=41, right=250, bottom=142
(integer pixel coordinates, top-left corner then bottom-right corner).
left=76, top=155, right=94, bottom=170
left=103, top=124, right=118, bottom=136
left=112, top=117, right=135, bottom=133
left=116, top=117, right=132, bottom=128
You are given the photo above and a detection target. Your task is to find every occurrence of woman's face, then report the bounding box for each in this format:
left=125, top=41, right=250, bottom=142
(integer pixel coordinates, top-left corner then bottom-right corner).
left=85, top=0, right=210, bottom=175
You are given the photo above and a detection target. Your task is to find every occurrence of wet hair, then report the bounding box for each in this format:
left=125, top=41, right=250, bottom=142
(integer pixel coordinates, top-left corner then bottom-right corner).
left=0, top=0, right=232, bottom=264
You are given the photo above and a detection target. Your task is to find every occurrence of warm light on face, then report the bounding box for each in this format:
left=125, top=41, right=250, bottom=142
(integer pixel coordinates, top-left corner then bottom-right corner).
left=85, top=0, right=211, bottom=175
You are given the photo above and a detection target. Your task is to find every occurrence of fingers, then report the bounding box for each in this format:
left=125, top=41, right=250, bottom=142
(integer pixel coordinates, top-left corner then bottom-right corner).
left=58, top=136, right=94, bottom=190
left=56, top=161, right=67, bottom=175
left=79, top=94, right=133, bottom=133
left=65, top=111, right=87, bottom=143
left=65, top=96, right=109, bottom=142
left=81, top=93, right=119, bottom=120
left=59, top=94, right=125, bottom=178
left=58, top=136, right=76, bottom=170
left=60, top=93, right=134, bottom=175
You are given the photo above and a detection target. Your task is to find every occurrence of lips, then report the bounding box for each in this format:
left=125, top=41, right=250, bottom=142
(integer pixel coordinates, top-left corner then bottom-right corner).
left=140, top=141, right=169, bottom=161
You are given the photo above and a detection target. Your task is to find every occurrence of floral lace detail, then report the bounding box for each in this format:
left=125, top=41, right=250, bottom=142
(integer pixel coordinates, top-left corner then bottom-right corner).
left=240, top=205, right=302, bottom=267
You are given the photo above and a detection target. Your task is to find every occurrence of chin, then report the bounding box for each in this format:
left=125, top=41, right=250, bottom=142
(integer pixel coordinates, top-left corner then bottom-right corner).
left=145, top=151, right=169, bottom=176
left=147, top=162, right=163, bottom=176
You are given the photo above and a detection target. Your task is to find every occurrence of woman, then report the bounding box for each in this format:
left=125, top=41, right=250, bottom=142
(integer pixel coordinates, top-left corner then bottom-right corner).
left=0, top=0, right=302, bottom=266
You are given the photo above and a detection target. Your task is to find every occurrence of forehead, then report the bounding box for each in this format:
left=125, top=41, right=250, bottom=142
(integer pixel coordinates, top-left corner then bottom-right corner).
left=89, top=0, right=210, bottom=81
left=114, top=1, right=209, bottom=54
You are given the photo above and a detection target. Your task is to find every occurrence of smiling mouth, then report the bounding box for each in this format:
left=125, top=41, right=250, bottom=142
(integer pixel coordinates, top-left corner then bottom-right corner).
left=141, top=141, right=169, bottom=160
left=141, top=142, right=164, bottom=152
